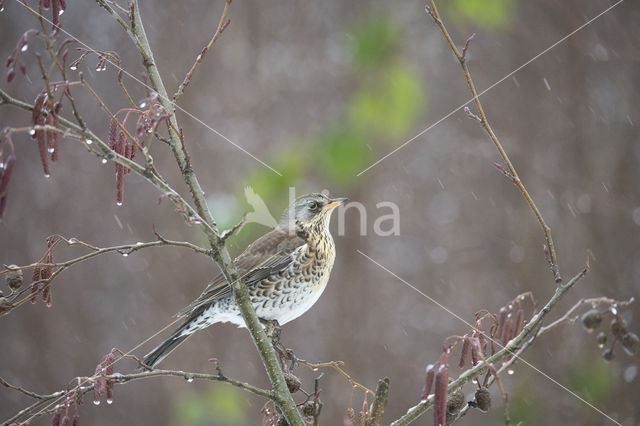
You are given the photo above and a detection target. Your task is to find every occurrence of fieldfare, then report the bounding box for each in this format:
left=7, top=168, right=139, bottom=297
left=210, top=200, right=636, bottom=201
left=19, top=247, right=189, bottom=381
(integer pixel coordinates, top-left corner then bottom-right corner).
left=142, top=193, right=347, bottom=368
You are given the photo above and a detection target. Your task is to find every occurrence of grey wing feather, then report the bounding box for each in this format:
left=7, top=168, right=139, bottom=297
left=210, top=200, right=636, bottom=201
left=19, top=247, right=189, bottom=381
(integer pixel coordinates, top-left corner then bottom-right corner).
left=177, top=228, right=305, bottom=318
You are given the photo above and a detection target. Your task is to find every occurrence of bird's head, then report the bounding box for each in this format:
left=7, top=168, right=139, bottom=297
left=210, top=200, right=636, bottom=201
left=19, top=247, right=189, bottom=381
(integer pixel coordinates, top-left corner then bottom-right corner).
left=278, top=193, right=348, bottom=233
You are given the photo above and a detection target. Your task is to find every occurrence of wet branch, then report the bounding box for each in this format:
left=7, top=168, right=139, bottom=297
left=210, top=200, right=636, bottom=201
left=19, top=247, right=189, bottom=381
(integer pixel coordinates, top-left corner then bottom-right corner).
left=115, top=1, right=304, bottom=423
left=0, top=235, right=210, bottom=316
left=426, top=0, right=561, bottom=283
left=173, top=0, right=232, bottom=102
left=0, top=368, right=272, bottom=425
left=0, top=87, right=213, bottom=235
left=390, top=264, right=589, bottom=426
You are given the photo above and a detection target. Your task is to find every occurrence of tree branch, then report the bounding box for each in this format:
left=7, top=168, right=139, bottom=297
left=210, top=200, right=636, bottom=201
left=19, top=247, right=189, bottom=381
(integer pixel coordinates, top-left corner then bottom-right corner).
left=366, top=377, right=390, bottom=426
left=120, top=2, right=304, bottom=423
left=0, top=368, right=273, bottom=425
left=0, top=235, right=210, bottom=316
left=172, top=0, right=232, bottom=102
left=426, top=0, right=562, bottom=283
left=0, top=87, right=213, bottom=235
left=390, top=265, right=589, bottom=426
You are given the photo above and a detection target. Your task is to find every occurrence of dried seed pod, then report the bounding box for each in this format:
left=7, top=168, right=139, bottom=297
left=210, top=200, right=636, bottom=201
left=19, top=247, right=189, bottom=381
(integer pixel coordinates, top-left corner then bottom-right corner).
left=301, top=400, right=316, bottom=417
left=602, top=348, right=614, bottom=362
left=283, top=372, right=301, bottom=393
left=596, top=332, right=607, bottom=348
left=473, top=388, right=491, bottom=412
left=446, top=387, right=466, bottom=423
left=0, top=296, right=11, bottom=312
left=5, top=265, right=23, bottom=290
left=581, top=309, right=602, bottom=333
left=621, top=332, right=639, bottom=356
left=610, top=317, right=627, bottom=337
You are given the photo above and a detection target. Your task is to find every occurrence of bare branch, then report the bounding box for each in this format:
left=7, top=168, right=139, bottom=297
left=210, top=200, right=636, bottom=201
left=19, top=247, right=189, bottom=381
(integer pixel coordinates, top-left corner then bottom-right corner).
left=1, top=367, right=273, bottom=425
left=426, top=0, right=562, bottom=283
left=299, top=359, right=374, bottom=397
left=173, top=0, right=232, bottom=102
left=366, top=377, right=390, bottom=426
left=0, top=236, right=209, bottom=316
left=390, top=264, right=589, bottom=425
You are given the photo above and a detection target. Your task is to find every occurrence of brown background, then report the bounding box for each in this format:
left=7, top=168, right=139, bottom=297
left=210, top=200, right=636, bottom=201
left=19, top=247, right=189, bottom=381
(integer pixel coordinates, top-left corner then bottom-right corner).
left=1, top=0, right=639, bottom=425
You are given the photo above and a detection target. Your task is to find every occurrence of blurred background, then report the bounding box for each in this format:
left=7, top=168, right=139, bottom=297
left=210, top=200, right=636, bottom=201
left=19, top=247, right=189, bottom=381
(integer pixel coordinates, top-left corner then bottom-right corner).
left=1, top=0, right=639, bottom=424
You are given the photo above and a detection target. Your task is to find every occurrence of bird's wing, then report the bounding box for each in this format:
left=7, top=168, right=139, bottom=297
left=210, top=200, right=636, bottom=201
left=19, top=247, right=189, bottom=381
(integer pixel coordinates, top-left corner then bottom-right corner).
left=177, top=228, right=305, bottom=318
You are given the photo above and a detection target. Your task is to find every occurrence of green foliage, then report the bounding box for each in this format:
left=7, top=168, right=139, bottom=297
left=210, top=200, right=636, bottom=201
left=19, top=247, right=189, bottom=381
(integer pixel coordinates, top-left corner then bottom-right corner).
left=445, top=0, right=516, bottom=30
left=242, top=13, right=425, bottom=193
left=349, top=64, right=423, bottom=140
left=246, top=150, right=305, bottom=205
left=318, top=127, right=370, bottom=183
left=508, top=379, right=540, bottom=425
left=172, top=384, right=248, bottom=426
left=567, top=356, right=615, bottom=405
left=348, top=15, right=400, bottom=69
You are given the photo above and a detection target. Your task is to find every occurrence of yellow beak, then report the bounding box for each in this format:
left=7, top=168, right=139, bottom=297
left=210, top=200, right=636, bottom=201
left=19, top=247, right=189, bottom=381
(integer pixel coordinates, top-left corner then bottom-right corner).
left=326, top=197, right=348, bottom=210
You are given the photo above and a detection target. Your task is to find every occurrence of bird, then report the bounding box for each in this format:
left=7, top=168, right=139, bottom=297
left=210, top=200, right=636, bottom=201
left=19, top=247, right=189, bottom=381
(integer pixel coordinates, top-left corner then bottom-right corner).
left=142, top=193, right=347, bottom=368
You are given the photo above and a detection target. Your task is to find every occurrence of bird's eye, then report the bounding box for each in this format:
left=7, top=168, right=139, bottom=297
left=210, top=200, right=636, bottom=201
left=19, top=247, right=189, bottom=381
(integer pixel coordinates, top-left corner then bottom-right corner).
left=308, top=202, right=319, bottom=211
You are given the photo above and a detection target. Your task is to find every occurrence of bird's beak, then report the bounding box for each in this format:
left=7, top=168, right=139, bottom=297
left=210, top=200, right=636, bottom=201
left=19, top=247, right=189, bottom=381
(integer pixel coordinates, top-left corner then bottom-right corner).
left=326, top=197, right=348, bottom=210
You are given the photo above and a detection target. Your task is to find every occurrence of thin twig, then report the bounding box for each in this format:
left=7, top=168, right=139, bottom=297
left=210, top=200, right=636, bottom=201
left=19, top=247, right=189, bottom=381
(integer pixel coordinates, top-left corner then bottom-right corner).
left=426, top=0, right=562, bottom=283
left=538, top=296, right=634, bottom=336
left=298, top=360, right=374, bottom=396
left=390, top=265, right=589, bottom=426
left=1, top=368, right=273, bottom=425
left=0, top=377, right=62, bottom=400
left=0, top=236, right=209, bottom=316
left=173, top=0, right=232, bottom=102
left=0, top=87, right=213, bottom=237
left=125, top=1, right=304, bottom=423
left=107, top=369, right=273, bottom=400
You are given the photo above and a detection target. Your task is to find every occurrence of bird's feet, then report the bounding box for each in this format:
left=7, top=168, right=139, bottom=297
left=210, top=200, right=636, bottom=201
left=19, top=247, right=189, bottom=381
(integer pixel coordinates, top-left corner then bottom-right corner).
left=259, top=319, right=298, bottom=372
left=260, top=318, right=281, bottom=342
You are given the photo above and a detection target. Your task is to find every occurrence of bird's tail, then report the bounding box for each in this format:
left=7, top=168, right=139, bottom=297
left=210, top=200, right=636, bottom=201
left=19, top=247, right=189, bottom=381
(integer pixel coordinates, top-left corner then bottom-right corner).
left=141, top=321, right=193, bottom=369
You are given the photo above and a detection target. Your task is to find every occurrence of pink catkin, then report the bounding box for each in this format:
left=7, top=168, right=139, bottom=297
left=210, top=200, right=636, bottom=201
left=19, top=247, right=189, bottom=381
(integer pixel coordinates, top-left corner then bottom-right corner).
left=495, top=307, right=507, bottom=341
left=433, top=363, right=448, bottom=426
left=470, top=339, right=479, bottom=366
left=0, top=153, right=16, bottom=196
left=515, top=308, right=525, bottom=335
left=115, top=133, right=125, bottom=204
left=459, top=338, right=469, bottom=368
left=31, top=268, right=41, bottom=303
left=108, top=119, right=117, bottom=150
left=421, top=364, right=436, bottom=401
left=502, top=314, right=514, bottom=346
left=123, top=143, right=132, bottom=174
